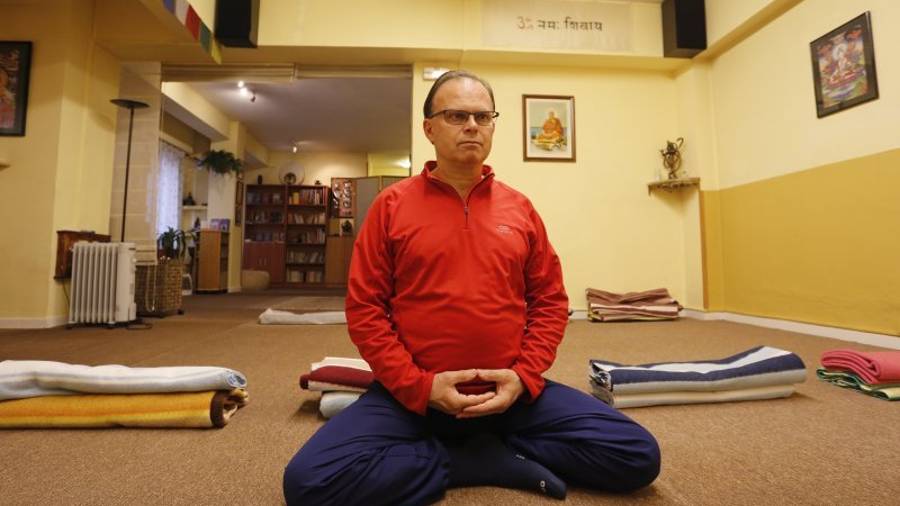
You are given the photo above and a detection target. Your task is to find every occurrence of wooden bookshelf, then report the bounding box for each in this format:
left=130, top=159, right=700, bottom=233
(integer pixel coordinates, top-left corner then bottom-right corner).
left=244, top=184, right=329, bottom=287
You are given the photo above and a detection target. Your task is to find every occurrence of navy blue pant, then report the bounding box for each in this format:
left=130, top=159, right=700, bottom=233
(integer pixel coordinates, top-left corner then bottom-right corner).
left=283, top=380, right=660, bottom=505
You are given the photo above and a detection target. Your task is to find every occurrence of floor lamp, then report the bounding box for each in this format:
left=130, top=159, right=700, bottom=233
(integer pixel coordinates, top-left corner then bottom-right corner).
left=111, top=98, right=149, bottom=242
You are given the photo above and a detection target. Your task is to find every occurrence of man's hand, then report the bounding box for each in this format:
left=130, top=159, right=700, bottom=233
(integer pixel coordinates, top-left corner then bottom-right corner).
left=428, top=369, right=496, bottom=415
left=456, top=369, right=524, bottom=419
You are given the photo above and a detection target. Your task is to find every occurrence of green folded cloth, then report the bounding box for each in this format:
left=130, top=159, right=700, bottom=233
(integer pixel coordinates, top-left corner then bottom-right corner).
left=816, top=369, right=900, bottom=401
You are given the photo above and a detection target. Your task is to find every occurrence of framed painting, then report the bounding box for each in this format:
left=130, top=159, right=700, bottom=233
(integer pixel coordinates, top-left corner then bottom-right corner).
left=523, top=94, right=575, bottom=162
left=0, top=41, right=32, bottom=136
left=810, top=12, right=878, bottom=118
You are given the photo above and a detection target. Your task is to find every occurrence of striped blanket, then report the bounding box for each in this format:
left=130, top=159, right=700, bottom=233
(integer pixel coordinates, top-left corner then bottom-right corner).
left=589, top=346, right=807, bottom=408
left=0, top=360, right=247, bottom=401
left=0, top=388, right=248, bottom=428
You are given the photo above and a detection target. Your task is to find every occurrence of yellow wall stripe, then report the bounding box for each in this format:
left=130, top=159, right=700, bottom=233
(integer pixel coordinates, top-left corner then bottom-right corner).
left=702, top=148, right=900, bottom=335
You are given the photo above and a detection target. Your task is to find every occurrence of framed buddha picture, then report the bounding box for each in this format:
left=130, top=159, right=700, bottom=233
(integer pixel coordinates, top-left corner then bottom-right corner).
left=522, top=94, right=575, bottom=162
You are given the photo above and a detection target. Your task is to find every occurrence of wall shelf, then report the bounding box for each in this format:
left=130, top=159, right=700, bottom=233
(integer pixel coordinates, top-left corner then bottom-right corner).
left=647, top=177, right=700, bottom=195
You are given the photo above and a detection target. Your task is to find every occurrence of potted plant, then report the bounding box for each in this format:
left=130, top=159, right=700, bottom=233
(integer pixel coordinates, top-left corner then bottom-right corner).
left=197, top=149, right=243, bottom=175
left=157, top=227, right=187, bottom=260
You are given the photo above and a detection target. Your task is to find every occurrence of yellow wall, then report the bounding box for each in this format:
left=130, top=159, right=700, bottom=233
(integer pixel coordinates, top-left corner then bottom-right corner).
left=709, top=149, right=900, bottom=335
left=710, top=0, right=900, bottom=190
left=705, top=0, right=780, bottom=46
left=161, top=82, right=230, bottom=139
left=367, top=151, right=411, bottom=177
left=412, top=62, right=695, bottom=310
left=248, top=151, right=368, bottom=186
left=259, top=0, right=665, bottom=57
left=0, top=0, right=121, bottom=325
left=699, top=0, right=900, bottom=333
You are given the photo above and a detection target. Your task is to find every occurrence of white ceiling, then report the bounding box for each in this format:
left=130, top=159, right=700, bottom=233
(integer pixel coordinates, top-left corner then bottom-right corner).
left=188, top=77, right=412, bottom=154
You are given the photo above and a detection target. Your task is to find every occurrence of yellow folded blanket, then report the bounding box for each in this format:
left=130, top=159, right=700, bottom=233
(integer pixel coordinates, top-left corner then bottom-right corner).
left=0, top=388, right=248, bottom=429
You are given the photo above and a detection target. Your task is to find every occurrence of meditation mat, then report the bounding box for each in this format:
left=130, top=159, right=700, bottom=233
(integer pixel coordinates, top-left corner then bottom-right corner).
left=816, top=369, right=900, bottom=401
left=0, top=388, right=248, bottom=429
left=0, top=360, right=247, bottom=401
left=589, top=346, right=806, bottom=408
left=259, top=308, right=347, bottom=325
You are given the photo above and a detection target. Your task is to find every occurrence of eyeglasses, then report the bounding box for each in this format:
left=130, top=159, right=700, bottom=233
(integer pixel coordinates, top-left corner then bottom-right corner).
left=428, top=109, right=500, bottom=126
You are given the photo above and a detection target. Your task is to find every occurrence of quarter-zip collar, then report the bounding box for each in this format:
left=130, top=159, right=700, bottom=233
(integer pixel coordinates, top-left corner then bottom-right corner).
left=422, top=160, right=494, bottom=230
left=422, top=160, right=494, bottom=193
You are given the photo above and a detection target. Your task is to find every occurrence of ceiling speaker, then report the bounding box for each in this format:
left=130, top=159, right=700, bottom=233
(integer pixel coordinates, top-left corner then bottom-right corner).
left=215, top=0, right=259, bottom=48
left=662, top=0, right=707, bottom=58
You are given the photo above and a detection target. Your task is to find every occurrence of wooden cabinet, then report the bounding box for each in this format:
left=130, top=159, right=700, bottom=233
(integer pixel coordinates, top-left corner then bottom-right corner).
left=325, top=236, right=354, bottom=285
left=244, top=184, right=328, bottom=287
left=242, top=241, right=285, bottom=283
left=196, top=230, right=229, bottom=292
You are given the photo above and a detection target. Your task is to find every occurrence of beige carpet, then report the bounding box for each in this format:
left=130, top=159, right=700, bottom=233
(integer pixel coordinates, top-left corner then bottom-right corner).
left=1, top=292, right=898, bottom=505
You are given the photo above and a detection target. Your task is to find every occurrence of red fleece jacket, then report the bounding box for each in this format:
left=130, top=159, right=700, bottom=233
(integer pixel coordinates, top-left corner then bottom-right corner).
left=345, top=162, right=569, bottom=414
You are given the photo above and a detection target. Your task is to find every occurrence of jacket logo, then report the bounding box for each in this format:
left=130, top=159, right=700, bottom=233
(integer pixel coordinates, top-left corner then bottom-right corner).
left=496, top=224, right=513, bottom=235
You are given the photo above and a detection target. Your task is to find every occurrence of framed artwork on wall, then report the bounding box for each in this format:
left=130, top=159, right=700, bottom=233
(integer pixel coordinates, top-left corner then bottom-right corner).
left=522, top=94, right=575, bottom=162
left=810, top=12, right=878, bottom=118
left=0, top=41, right=33, bottom=136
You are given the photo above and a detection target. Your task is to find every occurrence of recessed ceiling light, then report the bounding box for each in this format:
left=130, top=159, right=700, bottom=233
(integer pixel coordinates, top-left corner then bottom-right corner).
left=237, top=80, right=245, bottom=88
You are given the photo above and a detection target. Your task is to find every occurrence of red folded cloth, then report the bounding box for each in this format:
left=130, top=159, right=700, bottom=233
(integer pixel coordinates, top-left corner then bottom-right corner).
left=300, top=366, right=374, bottom=391
left=821, top=349, right=900, bottom=384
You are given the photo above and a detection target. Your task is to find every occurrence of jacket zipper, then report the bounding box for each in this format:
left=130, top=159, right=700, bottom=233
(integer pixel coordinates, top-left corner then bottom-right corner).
left=429, top=172, right=493, bottom=230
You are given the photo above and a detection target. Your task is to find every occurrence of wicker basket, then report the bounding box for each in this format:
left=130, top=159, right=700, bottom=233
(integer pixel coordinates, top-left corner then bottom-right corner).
left=136, top=259, right=184, bottom=317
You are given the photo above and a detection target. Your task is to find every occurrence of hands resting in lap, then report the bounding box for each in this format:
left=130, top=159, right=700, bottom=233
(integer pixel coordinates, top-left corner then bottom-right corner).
left=428, top=368, right=524, bottom=418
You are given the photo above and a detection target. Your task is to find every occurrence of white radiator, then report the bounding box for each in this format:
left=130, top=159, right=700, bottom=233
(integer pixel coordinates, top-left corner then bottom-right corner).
left=68, top=242, right=137, bottom=325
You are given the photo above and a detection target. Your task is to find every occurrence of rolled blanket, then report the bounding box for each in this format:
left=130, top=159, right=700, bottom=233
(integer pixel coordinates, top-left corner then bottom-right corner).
left=816, top=369, right=900, bottom=401
left=319, top=391, right=362, bottom=419
left=613, top=384, right=796, bottom=409
left=259, top=309, right=347, bottom=325
left=820, top=349, right=900, bottom=385
left=0, top=360, right=247, bottom=401
left=589, top=346, right=807, bottom=396
left=0, top=388, right=248, bottom=429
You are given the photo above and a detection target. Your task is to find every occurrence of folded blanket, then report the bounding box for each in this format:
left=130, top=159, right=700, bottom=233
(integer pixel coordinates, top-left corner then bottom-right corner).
left=816, top=369, right=900, bottom=401
left=820, top=349, right=900, bottom=385
left=589, top=346, right=806, bottom=395
left=613, top=384, right=796, bottom=409
left=312, top=357, right=370, bottom=372
left=259, top=308, right=347, bottom=325
left=0, top=360, right=247, bottom=401
left=586, top=288, right=683, bottom=322
left=319, top=391, right=362, bottom=419
left=0, top=388, right=248, bottom=429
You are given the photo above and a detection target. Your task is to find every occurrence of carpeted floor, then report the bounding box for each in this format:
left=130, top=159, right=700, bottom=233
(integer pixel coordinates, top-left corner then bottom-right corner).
left=1, top=292, right=898, bottom=505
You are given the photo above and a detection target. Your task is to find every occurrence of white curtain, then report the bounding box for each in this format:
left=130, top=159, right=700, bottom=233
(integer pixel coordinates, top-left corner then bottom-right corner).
left=156, top=141, right=184, bottom=236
